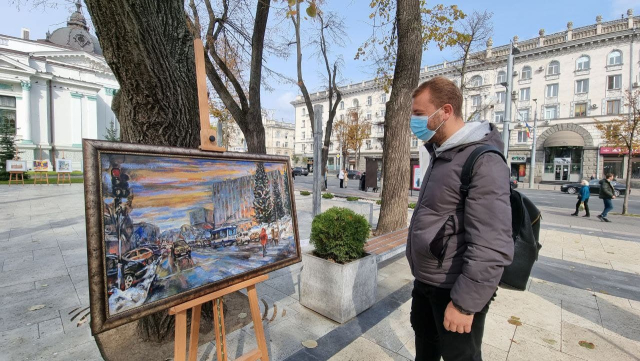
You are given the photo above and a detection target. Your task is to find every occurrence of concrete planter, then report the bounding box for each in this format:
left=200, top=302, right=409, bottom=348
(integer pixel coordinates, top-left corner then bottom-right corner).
left=300, top=251, right=377, bottom=324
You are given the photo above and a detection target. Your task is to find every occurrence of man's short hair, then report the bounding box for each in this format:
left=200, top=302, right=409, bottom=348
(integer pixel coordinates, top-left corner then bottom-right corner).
left=606, top=173, right=614, bottom=179
left=412, top=77, right=463, bottom=118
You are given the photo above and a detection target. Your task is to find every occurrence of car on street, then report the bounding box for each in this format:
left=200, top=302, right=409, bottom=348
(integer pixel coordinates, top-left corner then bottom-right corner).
left=237, top=232, right=251, bottom=246
left=106, top=254, right=151, bottom=292
left=348, top=170, right=362, bottom=180
left=172, top=240, right=192, bottom=259
left=510, top=176, right=518, bottom=189
left=123, top=247, right=156, bottom=264
left=139, top=243, right=164, bottom=258
left=292, top=167, right=309, bottom=176
left=561, top=179, right=627, bottom=197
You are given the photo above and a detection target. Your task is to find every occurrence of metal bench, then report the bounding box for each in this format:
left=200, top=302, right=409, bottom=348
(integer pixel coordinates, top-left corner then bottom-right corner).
left=364, top=227, right=408, bottom=263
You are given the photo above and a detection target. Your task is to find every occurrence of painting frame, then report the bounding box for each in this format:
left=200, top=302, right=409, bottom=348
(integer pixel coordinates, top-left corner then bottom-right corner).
left=83, top=139, right=301, bottom=335
left=56, top=158, right=73, bottom=173
left=33, top=159, right=49, bottom=171
left=6, top=160, right=27, bottom=172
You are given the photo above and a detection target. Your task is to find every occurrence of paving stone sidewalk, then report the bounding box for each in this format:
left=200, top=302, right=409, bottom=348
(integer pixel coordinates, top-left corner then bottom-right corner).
left=1, top=185, right=639, bottom=360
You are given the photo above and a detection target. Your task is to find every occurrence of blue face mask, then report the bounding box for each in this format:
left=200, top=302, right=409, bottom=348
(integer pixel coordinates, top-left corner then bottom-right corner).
left=410, top=108, right=444, bottom=142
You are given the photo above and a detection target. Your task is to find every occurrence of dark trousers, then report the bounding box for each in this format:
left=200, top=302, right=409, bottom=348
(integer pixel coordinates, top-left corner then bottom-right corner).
left=601, top=198, right=613, bottom=218
left=410, top=280, right=491, bottom=361
left=340, top=179, right=344, bottom=188
left=574, top=198, right=590, bottom=216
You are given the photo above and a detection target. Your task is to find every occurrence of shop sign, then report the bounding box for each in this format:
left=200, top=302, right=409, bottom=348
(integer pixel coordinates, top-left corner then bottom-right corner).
left=510, top=155, right=527, bottom=163
left=554, top=158, right=571, bottom=165
left=600, top=147, right=640, bottom=155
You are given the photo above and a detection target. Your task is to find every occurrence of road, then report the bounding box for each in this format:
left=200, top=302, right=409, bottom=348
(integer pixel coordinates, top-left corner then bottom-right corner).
left=293, top=173, right=640, bottom=214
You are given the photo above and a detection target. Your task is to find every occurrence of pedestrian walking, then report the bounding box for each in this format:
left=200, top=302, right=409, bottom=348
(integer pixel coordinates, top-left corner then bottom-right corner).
left=339, top=168, right=345, bottom=188
left=360, top=172, right=367, bottom=191
left=571, top=179, right=590, bottom=217
left=597, top=173, right=616, bottom=222
left=260, top=228, right=268, bottom=257
left=407, top=77, right=513, bottom=361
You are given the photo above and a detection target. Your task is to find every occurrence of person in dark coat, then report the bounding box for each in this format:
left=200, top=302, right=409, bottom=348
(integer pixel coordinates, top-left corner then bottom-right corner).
left=359, top=172, right=367, bottom=191
left=407, top=77, right=513, bottom=360
left=598, top=173, right=616, bottom=222
left=571, top=179, right=590, bottom=217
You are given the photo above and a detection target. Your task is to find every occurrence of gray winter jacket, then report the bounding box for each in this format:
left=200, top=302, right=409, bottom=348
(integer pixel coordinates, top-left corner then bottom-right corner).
left=406, top=123, right=514, bottom=313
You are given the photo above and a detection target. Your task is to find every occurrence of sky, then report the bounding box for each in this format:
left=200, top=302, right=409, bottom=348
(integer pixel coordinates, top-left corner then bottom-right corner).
left=2, top=0, right=640, bottom=124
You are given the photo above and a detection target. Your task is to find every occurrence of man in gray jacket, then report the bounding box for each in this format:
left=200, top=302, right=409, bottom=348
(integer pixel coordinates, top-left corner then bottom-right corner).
left=407, top=77, right=514, bottom=360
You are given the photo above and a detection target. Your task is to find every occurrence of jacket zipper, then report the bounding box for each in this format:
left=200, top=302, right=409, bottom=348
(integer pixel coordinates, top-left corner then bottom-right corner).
left=437, top=215, right=454, bottom=269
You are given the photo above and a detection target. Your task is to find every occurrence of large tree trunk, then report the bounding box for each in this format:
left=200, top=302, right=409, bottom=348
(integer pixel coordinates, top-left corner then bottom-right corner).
left=376, top=0, right=422, bottom=235
left=85, top=0, right=200, bottom=148
left=85, top=0, right=202, bottom=342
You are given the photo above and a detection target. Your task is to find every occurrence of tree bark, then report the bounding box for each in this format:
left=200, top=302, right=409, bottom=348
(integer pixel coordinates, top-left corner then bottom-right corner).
left=85, top=0, right=200, bottom=148
left=376, top=0, right=422, bottom=235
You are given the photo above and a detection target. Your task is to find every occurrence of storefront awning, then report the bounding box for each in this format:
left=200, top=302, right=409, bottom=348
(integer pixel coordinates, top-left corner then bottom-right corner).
left=544, top=131, right=585, bottom=148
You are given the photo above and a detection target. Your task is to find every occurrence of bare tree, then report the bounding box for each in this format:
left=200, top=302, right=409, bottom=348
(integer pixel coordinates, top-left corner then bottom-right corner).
left=186, top=0, right=272, bottom=154
left=595, top=89, right=640, bottom=215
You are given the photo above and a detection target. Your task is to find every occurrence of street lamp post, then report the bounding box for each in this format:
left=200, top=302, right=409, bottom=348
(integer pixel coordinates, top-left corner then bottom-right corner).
left=312, top=109, right=323, bottom=217
left=529, top=99, right=538, bottom=189
left=502, top=41, right=520, bottom=158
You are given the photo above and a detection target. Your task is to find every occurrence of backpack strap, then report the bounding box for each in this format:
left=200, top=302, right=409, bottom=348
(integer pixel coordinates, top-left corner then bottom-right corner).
left=460, top=145, right=506, bottom=198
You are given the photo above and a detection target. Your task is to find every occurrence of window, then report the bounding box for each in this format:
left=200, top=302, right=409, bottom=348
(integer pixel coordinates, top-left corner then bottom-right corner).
left=339, top=101, right=344, bottom=110
left=276, top=151, right=281, bottom=155
left=0, top=96, right=17, bottom=132
left=494, top=111, right=504, bottom=122
left=367, top=96, right=372, bottom=106
left=520, top=88, right=530, bottom=101
left=285, top=132, right=289, bottom=139
left=604, top=160, right=623, bottom=178
left=285, top=142, right=288, bottom=147
left=470, top=75, right=483, bottom=87
left=412, top=137, right=419, bottom=147
left=607, top=100, right=621, bottom=115
left=276, top=131, right=281, bottom=138
left=352, top=99, right=359, bottom=107
left=366, top=112, right=372, bottom=120
left=380, top=109, right=386, bottom=117
left=471, top=112, right=481, bottom=121
left=471, top=95, right=482, bottom=106
left=576, top=55, right=590, bottom=70
left=518, top=109, right=530, bottom=122
left=546, top=83, right=559, bottom=97
left=544, top=106, right=558, bottom=120
left=607, top=75, right=622, bottom=90
left=632, top=160, right=640, bottom=179
left=302, top=144, right=306, bottom=153
left=574, top=103, right=587, bottom=117
left=302, top=131, right=305, bottom=139
left=276, top=141, right=280, bottom=147
left=329, top=142, right=334, bottom=151
left=377, top=124, right=384, bottom=134
left=380, top=94, right=387, bottom=103
left=340, top=114, right=344, bottom=121
left=517, top=131, right=529, bottom=143
left=608, top=50, right=622, bottom=66
left=496, top=71, right=507, bottom=84
left=496, top=91, right=506, bottom=104
left=366, top=140, right=372, bottom=150
left=301, top=119, right=305, bottom=128
left=547, top=61, right=560, bottom=75
left=575, top=79, right=589, bottom=94
left=301, top=108, right=306, bottom=115
left=521, top=66, right=532, bottom=80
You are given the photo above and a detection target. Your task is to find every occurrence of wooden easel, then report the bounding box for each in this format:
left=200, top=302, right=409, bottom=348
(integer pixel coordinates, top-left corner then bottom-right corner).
left=9, top=172, right=24, bottom=186
left=33, top=171, right=49, bottom=185
left=169, top=39, right=267, bottom=361
left=57, top=172, right=71, bottom=185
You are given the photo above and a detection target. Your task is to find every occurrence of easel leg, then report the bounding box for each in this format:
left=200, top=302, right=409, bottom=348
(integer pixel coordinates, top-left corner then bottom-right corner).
left=188, top=305, right=202, bottom=361
left=213, top=298, right=228, bottom=361
left=248, top=285, right=269, bottom=361
left=175, top=310, right=188, bottom=361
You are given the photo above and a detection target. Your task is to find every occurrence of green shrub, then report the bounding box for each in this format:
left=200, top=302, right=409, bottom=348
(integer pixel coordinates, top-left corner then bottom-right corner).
left=346, top=196, right=359, bottom=202
left=408, top=202, right=416, bottom=209
left=322, top=193, right=334, bottom=199
left=300, top=191, right=311, bottom=196
left=310, top=207, right=370, bottom=263
left=376, top=200, right=382, bottom=205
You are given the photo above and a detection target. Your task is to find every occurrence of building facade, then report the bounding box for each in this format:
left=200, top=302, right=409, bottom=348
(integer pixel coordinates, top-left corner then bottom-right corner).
left=292, top=11, right=640, bottom=183
left=223, top=112, right=295, bottom=158
left=0, top=3, right=119, bottom=171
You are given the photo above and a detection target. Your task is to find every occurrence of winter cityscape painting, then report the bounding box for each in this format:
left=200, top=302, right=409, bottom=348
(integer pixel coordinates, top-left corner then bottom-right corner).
left=83, top=141, right=300, bottom=333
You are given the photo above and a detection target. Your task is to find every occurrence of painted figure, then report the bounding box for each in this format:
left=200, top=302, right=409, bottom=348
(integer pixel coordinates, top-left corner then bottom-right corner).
left=260, top=228, right=268, bottom=257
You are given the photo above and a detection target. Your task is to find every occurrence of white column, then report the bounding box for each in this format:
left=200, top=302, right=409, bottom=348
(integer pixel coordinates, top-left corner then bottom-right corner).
left=84, top=95, right=98, bottom=140
left=71, top=93, right=83, bottom=146
left=19, top=81, right=32, bottom=143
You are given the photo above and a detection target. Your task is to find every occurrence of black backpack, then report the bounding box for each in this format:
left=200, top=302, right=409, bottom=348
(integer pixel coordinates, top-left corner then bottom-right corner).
left=460, top=145, right=542, bottom=291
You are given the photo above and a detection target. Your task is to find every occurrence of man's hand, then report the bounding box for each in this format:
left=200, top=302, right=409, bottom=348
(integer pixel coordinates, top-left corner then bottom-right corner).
left=443, top=301, right=474, bottom=333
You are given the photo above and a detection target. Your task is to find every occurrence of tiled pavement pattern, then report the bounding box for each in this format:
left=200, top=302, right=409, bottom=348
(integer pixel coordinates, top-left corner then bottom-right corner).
left=1, top=185, right=639, bottom=360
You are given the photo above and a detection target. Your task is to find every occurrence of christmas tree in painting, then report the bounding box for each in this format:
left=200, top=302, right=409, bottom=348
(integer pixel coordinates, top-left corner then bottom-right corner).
left=253, top=162, right=273, bottom=224
left=283, top=170, right=292, bottom=216
left=272, top=171, right=286, bottom=222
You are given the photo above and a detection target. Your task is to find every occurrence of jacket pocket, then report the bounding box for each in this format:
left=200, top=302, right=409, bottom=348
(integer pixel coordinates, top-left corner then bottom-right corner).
left=429, top=215, right=455, bottom=268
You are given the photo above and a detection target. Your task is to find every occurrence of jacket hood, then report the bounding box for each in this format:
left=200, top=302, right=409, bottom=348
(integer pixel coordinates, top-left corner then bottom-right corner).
left=426, top=122, right=504, bottom=159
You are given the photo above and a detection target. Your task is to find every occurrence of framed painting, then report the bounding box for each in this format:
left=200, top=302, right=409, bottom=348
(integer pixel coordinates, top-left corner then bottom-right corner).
left=34, top=159, right=49, bottom=171
left=56, top=158, right=73, bottom=173
left=83, top=140, right=301, bottom=334
left=6, top=160, right=27, bottom=172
